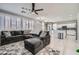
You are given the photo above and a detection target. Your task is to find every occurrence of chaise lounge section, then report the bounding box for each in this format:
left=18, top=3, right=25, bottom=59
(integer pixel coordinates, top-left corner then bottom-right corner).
left=24, top=31, right=50, bottom=54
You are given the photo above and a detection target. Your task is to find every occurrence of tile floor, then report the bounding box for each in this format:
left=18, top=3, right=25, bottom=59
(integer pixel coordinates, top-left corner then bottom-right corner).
left=49, top=34, right=79, bottom=55
left=0, top=34, right=79, bottom=55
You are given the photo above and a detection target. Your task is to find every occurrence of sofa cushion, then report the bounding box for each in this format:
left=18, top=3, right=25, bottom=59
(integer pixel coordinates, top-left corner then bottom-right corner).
left=40, top=31, right=47, bottom=37
left=10, top=31, right=15, bottom=36
left=21, top=31, right=24, bottom=35
left=11, top=31, right=23, bottom=36
left=15, top=31, right=23, bottom=35
left=3, top=31, right=11, bottom=37
left=38, top=31, right=42, bottom=36
left=30, top=31, right=42, bottom=35
left=25, top=38, right=41, bottom=48
left=23, top=30, right=31, bottom=34
left=29, top=31, right=42, bottom=37
left=6, top=36, right=17, bottom=39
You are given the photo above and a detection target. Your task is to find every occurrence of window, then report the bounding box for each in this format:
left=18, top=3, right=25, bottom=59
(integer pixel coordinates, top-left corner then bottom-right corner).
left=53, top=24, right=57, bottom=30
left=22, top=19, right=25, bottom=30
left=28, top=20, right=31, bottom=30
left=22, top=19, right=34, bottom=30
left=16, top=18, right=21, bottom=30
left=0, top=16, right=5, bottom=30
left=5, top=16, right=11, bottom=30
left=47, top=23, right=53, bottom=31
left=22, top=18, right=28, bottom=30
left=0, top=15, right=34, bottom=31
left=31, top=20, right=34, bottom=30
left=26, top=20, right=29, bottom=30
left=11, top=17, right=17, bottom=30
left=28, top=20, right=34, bottom=30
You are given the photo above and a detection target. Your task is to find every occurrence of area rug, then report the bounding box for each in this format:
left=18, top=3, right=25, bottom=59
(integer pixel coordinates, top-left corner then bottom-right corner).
left=0, top=41, right=60, bottom=55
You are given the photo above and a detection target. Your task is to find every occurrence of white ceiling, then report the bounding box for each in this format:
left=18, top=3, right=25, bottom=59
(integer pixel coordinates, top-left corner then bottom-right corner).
left=35, top=3, right=79, bottom=22
left=0, top=3, right=79, bottom=22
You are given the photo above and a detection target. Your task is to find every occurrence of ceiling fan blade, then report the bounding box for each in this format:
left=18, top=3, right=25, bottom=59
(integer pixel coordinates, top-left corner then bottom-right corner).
left=32, top=3, right=35, bottom=12
left=35, top=9, right=43, bottom=11
left=35, top=11, right=38, bottom=15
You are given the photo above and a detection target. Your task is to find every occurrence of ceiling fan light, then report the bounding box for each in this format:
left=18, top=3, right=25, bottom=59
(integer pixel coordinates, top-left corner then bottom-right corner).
left=31, top=12, right=35, bottom=15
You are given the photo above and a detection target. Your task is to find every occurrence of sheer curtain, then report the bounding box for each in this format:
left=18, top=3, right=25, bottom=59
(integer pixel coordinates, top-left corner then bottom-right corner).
left=11, top=17, right=17, bottom=30
left=5, top=16, right=11, bottom=30
left=0, top=15, right=5, bottom=31
left=16, top=17, right=21, bottom=30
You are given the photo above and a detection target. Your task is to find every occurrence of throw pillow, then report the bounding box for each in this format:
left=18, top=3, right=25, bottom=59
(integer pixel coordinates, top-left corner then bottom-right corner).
left=40, top=31, right=47, bottom=37
left=24, top=30, right=31, bottom=34
left=3, top=31, right=11, bottom=37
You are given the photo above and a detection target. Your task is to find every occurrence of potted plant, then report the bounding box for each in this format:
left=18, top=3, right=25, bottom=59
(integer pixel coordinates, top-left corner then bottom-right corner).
left=76, top=48, right=79, bottom=54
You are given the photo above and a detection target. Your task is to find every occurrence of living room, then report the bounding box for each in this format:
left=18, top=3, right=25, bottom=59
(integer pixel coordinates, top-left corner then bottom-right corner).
left=0, top=3, right=79, bottom=55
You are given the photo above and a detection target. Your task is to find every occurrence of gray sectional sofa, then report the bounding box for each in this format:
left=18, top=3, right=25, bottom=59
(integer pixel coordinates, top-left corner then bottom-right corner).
left=0, top=30, right=31, bottom=45
left=0, top=30, right=50, bottom=55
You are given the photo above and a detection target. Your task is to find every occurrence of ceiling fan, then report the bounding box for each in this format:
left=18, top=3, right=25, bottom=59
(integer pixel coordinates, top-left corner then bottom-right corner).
left=21, top=3, right=44, bottom=15
left=32, top=3, right=44, bottom=15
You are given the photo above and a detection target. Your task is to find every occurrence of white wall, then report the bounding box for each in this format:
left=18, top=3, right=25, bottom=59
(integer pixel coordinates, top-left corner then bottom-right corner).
left=30, top=20, right=42, bottom=34
left=77, top=14, right=79, bottom=42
